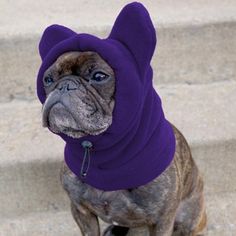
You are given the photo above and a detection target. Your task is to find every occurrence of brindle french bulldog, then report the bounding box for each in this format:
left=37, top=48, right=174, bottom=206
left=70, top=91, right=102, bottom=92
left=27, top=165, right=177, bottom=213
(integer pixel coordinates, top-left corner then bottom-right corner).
left=41, top=51, right=207, bottom=236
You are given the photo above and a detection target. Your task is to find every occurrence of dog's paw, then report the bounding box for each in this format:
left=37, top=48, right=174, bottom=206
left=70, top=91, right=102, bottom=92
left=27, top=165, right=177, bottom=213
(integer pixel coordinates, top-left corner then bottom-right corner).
left=103, top=225, right=129, bottom=236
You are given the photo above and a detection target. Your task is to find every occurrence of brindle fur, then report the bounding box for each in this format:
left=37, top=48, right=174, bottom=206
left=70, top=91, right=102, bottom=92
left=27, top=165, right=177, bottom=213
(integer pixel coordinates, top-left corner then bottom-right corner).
left=42, top=52, right=207, bottom=236
left=60, top=125, right=206, bottom=236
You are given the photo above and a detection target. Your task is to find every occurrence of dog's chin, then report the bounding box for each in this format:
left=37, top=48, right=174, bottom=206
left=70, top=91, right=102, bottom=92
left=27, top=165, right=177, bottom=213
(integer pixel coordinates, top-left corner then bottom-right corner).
left=62, top=126, right=109, bottom=139
left=46, top=103, right=111, bottom=139
left=49, top=122, right=109, bottom=139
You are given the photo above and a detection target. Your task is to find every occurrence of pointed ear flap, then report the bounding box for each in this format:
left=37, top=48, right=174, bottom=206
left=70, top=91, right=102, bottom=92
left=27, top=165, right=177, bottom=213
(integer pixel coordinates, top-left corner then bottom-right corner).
left=39, top=24, right=76, bottom=60
left=109, top=2, right=157, bottom=78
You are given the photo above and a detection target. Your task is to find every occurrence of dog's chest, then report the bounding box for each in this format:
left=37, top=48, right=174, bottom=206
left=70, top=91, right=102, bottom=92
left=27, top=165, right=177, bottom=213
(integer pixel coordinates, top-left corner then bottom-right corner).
left=61, top=172, right=156, bottom=226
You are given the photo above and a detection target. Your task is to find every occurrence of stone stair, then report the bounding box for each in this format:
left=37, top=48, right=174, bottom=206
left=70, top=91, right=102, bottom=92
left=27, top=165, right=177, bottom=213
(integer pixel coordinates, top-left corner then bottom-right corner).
left=0, top=0, right=236, bottom=235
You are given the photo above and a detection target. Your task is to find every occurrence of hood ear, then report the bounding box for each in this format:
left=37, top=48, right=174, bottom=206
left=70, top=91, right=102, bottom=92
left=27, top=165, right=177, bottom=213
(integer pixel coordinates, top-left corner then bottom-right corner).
left=39, top=24, right=76, bottom=60
left=108, top=2, right=157, bottom=79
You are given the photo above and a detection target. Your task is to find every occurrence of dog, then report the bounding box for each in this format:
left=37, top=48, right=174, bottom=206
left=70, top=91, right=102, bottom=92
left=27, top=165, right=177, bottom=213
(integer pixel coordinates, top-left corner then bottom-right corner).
left=37, top=2, right=207, bottom=236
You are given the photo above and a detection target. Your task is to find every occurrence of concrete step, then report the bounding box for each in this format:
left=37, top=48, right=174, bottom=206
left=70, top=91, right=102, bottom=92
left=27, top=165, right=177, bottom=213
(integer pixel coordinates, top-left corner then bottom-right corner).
left=0, top=0, right=236, bottom=101
left=0, top=192, right=235, bottom=236
left=0, top=211, right=80, bottom=236
left=0, top=81, right=235, bottom=219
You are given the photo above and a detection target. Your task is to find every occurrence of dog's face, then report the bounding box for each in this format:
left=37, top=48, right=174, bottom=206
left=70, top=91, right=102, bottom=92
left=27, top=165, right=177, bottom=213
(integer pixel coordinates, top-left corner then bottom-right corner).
left=42, top=51, right=115, bottom=138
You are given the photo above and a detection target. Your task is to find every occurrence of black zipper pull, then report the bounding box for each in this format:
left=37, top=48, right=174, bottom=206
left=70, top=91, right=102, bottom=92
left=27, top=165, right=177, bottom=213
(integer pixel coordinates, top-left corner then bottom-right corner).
left=80, top=140, right=93, bottom=178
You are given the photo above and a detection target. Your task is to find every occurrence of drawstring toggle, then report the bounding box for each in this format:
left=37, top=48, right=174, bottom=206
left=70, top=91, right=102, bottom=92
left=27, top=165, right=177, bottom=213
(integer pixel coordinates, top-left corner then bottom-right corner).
left=80, top=140, right=93, bottom=178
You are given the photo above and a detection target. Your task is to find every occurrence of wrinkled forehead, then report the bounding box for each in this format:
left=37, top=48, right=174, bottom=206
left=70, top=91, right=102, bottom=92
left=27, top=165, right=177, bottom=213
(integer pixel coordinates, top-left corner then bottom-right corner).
left=44, top=51, right=114, bottom=77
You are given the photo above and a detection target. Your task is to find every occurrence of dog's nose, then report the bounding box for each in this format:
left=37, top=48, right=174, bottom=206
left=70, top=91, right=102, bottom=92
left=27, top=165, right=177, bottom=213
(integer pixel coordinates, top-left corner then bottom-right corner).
left=58, top=81, right=78, bottom=92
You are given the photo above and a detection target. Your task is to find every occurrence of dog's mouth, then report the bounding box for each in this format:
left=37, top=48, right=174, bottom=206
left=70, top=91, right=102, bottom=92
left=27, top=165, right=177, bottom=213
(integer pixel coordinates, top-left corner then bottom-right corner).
left=42, top=90, right=61, bottom=128
left=42, top=90, right=110, bottom=137
left=42, top=102, right=59, bottom=128
left=42, top=88, right=85, bottom=135
left=43, top=102, right=81, bottom=134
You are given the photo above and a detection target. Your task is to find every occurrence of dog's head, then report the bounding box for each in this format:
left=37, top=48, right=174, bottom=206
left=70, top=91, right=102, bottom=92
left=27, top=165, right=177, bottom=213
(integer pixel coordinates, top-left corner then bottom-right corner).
left=42, top=51, right=115, bottom=138
left=37, top=2, right=157, bottom=140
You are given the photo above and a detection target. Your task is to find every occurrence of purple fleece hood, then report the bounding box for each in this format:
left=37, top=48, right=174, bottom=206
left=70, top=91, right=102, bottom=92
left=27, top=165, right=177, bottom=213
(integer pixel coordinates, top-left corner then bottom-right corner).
left=37, top=2, right=176, bottom=191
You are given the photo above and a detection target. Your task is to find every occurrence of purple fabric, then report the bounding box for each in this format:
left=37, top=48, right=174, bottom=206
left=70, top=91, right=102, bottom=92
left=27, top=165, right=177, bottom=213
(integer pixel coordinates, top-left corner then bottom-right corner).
left=36, top=2, right=176, bottom=191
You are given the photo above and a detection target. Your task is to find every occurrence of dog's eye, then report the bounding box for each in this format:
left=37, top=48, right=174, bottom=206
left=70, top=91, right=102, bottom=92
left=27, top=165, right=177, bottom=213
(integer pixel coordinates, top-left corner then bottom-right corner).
left=44, top=74, right=54, bottom=86
left=91, top=72, right=109, bottom=82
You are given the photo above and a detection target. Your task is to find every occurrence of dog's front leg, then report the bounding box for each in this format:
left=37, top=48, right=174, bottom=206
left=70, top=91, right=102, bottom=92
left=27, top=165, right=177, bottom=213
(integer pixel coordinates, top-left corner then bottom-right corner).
left=70, top=201, right=100, bottom=236
left=148, top=222, right=174, bottom=236
left=148, top=210, right=177, bottom=236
